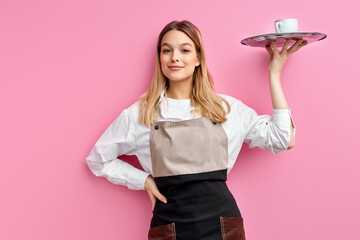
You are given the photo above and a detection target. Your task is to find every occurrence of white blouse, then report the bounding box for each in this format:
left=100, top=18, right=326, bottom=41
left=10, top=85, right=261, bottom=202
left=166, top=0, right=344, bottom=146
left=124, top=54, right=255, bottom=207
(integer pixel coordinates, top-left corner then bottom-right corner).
left=85, top=88, right=296, bottom=191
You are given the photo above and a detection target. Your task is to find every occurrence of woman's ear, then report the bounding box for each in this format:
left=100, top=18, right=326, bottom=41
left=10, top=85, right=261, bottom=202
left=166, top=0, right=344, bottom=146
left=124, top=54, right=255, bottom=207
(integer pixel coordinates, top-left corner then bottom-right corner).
left=196, top=57, right=200, bottom=67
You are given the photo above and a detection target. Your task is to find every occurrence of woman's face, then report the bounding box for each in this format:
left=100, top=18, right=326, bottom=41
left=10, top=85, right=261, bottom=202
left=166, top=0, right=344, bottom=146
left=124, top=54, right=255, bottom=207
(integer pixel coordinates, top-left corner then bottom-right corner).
left=160, top=30, right=200, bottom=83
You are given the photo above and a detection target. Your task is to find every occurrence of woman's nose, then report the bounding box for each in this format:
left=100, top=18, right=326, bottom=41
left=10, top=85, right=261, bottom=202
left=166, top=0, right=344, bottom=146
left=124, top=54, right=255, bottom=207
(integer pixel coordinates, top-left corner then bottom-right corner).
left=171, top=50, right=180, bottom=61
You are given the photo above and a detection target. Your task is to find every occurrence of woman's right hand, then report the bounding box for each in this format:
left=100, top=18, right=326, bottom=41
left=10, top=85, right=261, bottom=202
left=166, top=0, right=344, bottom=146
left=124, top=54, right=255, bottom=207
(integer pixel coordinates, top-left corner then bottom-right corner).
left=145, top=175, right=167, bottom=211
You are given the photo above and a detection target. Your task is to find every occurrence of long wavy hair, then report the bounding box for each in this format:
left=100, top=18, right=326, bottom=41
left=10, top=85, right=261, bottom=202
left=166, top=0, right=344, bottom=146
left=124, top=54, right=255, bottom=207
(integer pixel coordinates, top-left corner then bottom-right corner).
left=138, top=20, right=231, bottom=126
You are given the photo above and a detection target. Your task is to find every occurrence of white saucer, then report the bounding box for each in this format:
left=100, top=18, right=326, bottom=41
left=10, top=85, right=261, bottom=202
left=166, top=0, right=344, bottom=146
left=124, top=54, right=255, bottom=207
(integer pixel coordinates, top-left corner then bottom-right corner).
left=241, top=32, right=327, bottom=47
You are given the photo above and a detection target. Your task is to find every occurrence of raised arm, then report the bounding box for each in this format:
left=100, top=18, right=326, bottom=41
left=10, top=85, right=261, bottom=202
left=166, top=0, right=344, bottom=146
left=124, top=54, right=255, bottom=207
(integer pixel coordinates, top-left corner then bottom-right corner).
left=265, top=39, right=307, bottom=149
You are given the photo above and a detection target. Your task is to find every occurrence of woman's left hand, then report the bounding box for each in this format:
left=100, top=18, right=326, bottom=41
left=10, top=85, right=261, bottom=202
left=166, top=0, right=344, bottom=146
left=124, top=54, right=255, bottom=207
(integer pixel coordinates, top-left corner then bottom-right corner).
left=266, top=39, right=308, bottom=74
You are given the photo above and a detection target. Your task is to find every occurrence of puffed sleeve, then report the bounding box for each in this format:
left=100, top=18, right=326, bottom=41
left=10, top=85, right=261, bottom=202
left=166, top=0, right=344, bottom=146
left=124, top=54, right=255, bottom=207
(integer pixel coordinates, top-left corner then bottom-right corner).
left=238, top=100, right=296, bottom=155
left=85, top=107, right=150, bottom=190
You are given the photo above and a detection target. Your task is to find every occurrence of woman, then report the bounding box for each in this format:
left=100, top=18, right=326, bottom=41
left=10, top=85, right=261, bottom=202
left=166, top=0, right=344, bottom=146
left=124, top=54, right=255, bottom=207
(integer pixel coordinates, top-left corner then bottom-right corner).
left=85, top=20, right=305, bottom=240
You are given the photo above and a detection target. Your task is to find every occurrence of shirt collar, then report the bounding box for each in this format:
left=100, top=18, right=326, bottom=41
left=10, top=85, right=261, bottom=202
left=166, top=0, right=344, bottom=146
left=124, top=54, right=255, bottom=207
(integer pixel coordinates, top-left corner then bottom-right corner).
left=156, top=87, right=166, bottom=108
left=156, top=87, right=195, bottom=116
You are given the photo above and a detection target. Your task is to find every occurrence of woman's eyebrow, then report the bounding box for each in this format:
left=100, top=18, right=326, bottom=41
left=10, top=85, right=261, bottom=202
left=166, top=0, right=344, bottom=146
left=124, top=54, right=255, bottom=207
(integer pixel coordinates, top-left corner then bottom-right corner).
left=161, top=43, right=193, bottom=48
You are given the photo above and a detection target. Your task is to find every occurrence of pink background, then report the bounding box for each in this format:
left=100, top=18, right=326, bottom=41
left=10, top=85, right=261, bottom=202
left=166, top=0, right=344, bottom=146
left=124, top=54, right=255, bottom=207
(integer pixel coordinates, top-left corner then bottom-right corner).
left=1, top=0, right=359, bottom=239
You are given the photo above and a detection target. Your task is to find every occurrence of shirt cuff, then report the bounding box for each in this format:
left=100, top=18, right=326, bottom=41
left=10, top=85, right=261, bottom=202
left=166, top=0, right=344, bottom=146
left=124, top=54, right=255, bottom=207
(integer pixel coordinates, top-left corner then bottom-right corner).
left=272, top=107, right=296, bottom=129
left=127, top=167, right=151, bottom=190
left=272, top=107, right=296, bottom=150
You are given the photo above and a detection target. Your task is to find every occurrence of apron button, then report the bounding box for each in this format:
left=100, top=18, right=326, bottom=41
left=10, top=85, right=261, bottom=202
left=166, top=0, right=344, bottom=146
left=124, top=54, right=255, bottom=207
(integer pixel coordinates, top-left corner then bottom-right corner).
left=212, top=121, right=217, bottom=125
left=154, top=125, right=159, bottom=130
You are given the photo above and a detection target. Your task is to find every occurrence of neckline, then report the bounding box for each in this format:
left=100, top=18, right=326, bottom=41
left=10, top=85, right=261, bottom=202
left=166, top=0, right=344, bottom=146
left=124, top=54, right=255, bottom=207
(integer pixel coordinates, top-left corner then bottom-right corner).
left=163, top=87, right=191, bottom=101
left=166, top=97, right=191, bottom=102
left=166, top=97, right=191, bottom=101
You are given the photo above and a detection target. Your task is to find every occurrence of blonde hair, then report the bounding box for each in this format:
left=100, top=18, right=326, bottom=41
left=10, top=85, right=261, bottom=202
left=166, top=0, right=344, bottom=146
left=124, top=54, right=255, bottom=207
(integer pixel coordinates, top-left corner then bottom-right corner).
left=138, top=20, right=231, bottom=126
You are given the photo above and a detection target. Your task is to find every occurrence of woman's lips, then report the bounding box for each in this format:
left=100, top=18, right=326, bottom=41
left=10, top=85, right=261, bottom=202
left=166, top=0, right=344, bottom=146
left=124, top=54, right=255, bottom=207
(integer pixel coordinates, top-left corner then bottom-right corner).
left=169, top=66, right=184, bottom=71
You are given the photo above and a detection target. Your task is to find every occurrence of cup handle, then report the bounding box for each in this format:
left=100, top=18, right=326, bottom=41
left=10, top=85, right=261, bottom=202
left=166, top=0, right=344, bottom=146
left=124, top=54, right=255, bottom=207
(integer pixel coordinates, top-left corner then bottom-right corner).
left=275, top=22, right=282, bottom=33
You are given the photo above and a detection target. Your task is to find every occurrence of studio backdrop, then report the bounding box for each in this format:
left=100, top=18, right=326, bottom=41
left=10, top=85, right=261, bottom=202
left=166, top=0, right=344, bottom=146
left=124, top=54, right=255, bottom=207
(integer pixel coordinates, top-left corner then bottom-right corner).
left=1, top=0, right=359, bottom=239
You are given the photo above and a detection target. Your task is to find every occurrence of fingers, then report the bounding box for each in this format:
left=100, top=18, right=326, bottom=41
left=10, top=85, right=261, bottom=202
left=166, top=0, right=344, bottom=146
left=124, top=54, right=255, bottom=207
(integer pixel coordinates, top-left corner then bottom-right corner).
left=281, top=39, right=291, bottom=54
left=145, top=175, right=168, bottom=210
left=265, top=39, right=272, bottom=47
left=146, top=188, right=158, bottom=211
left=151, top=196, right=156, bottom=211
left=272, top=40, right=279, bottom=54
left=287, top=39, right=307, bottom=54
left=150, top=193, right=157, bottom=210
left=265, top=44, right=273, bottom=57
left=150, top=190, right=167, bottom=211
left=148, top=187, right=167, bottom=211
left=152, top=188, right=167, bottom=204
left=265, top=39, right=273, bottom=57
left=266, top=38, right=307, bottom=59
left=298, top=41, right=308, bottom=48
left=266, top=39, right=278, bottom=57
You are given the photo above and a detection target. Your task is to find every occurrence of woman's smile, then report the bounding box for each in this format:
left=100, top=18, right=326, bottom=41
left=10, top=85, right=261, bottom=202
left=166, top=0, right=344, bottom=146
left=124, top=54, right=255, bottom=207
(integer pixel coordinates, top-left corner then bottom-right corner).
left=168, top=66, right=184, bottom=70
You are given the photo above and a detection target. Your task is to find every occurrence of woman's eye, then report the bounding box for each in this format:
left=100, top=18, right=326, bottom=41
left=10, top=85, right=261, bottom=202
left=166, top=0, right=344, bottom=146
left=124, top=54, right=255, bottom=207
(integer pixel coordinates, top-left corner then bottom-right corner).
left=162, top=49, right=189, bottom=53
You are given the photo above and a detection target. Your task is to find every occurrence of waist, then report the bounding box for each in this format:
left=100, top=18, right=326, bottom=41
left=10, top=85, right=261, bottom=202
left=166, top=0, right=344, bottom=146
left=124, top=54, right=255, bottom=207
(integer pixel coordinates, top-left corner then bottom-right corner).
left=154, top=168, right=227, bottom=188
left=152, top=178, right=240, bottom=225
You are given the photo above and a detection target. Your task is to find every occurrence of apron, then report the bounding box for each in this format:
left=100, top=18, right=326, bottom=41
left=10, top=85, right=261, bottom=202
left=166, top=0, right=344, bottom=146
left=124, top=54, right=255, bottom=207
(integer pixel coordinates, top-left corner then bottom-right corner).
left=148, top=116, right=246, bottom=240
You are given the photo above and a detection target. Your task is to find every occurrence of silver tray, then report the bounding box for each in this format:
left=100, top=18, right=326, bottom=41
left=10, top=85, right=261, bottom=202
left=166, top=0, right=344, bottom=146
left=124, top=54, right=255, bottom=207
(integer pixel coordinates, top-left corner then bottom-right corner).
left=241, top=32, right=327, bottom=47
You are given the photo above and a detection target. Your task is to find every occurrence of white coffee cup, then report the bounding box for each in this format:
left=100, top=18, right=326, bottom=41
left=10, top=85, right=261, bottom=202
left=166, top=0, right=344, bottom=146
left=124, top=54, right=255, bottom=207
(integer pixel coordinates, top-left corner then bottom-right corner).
left=275, top=19, right=298, bottom=33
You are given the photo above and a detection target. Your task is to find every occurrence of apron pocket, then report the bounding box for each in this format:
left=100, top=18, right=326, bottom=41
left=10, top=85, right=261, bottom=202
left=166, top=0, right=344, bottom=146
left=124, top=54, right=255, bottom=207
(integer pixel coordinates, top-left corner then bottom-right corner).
left=148, top=222, right=176, bottom=240
left=220, top=216, right=246, bottom=240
